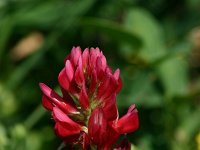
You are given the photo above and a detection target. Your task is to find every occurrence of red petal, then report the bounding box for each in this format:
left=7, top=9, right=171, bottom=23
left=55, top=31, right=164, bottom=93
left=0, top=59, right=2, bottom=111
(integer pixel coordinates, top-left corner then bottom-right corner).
left=88, top=108, right=107, bottom=147
left=53, top=107, right=81, bottom=135
left=89, top=69, right=97, bottom=95
left=65, top=60, right=74, bottom=82
left=88, top=108, right=119, bottom=149
left=97, top=55, right=106, bottom=71
left=97, top=74, right=118, bottom=99
left=89, top=47, right=101, bottom=70
left=113, top=69, right=120, bottom=80
left=39, top=83, right=77, bottom=113
left=96, top=56, right=106, bottom=81
left=116, top=105, right=139, bottom=134
left=54, top=122, right=80, bottom=138
left=60, top=86, right=76, bottom=107
left=70, top=47, right=82, bottom=67
left=104, top=76, right=118, bottom=98
left=114, top=69, right=122, bottom=93
left=82, top=48, right=89, bottom=69
left=75, top=57, right=85, bottom=86
left=69, top=80, right=80, bottom=95
left=58, top=68, right=70, bottom=90
left=100, top=51, right=107, bottom=67
left=42, top=95, right=53, bottom=111
left=97, top=74, right=111, bottom=99
left=88, top=108, right=119, bottom=150
left=79, top=84, right=89, bottom=109
left=102, top=94, right=118, bottom=121
left=105, top=67, right=112, bottom=74
left=102, top=125, right=119, bottom=149
left=116, top=77, right=123, bottom=93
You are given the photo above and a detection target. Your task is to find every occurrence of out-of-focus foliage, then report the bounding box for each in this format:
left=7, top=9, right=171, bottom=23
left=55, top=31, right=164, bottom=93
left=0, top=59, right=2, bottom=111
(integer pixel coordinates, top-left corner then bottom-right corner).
left=0, top=0, right=200, bottom=149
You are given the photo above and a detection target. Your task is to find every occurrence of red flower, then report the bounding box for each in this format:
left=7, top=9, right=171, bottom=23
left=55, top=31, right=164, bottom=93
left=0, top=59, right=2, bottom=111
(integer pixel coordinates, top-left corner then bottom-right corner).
left=88, top=105, right=138, bottom=149
left=39, top=47, right=139, bottom=149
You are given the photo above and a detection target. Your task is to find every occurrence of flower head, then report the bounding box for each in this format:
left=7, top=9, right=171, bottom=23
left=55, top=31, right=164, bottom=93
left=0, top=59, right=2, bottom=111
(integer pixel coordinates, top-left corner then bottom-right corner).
left=39, top=47, right=139, bottom=149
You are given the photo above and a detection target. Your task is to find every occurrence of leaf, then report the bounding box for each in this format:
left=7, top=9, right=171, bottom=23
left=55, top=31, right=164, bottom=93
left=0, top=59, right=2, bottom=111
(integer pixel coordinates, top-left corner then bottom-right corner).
left=157, top=54, right=189, bottom=98
left=118, top=70, right=163, bottom=108
left=122, top=8, right=166, bottom=62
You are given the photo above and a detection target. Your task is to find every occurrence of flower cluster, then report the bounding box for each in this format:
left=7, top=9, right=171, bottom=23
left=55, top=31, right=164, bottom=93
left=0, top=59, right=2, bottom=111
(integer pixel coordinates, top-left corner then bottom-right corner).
left=39, top=47, right=139, bottom=149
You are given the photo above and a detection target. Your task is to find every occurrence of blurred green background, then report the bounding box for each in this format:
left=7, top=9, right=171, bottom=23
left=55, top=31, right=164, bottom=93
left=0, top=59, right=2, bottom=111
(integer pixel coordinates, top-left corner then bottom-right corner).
left=0, top=0, right=200, bottom=150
